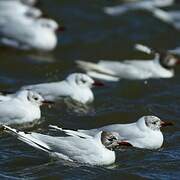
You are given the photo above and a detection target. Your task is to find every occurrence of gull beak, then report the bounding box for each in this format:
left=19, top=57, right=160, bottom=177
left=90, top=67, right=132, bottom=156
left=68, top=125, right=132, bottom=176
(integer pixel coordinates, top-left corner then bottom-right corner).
left=160, top=120, right=173, bottom=127
left=118, top=141, right=132, bottom=147
left=42, top=100, right=55, bottom=106
left=176, top=59, right=180, bottom=65
left=56, top=26, right=66, bottom=32
left=93, top=80, right=104, bottom=87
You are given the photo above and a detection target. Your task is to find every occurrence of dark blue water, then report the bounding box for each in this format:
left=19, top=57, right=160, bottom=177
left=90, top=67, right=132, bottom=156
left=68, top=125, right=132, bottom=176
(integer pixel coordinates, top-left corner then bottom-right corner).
left=0, top=0, right=179, bottom=179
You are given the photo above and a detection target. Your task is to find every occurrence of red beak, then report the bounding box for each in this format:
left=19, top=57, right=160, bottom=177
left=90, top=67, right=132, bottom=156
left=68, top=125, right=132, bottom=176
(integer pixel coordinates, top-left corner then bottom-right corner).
left=93, top=80, right=104, bottom=87
left=56, top=26, right=66, bottom=32
left=42, top=100, right=55, bottom=106
left=118, top=141, right=132, bottom=147
left=160, top=120, right=173, bottom=127
left=176, top=60, right=180, bottom=65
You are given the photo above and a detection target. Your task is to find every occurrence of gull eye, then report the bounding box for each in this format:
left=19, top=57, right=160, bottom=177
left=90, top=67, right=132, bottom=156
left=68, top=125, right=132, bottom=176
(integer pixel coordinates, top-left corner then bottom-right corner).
left=81, top=79, right=86, bottom=83
left=34, top=97, right=38, bottom=101
left=152, top=121, right=156, bottom=125
left=108, top=136, right=116, bottom=141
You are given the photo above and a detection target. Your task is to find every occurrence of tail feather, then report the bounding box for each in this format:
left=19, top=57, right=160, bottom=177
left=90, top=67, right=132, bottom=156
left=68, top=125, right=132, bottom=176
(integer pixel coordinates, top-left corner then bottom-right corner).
left=76, top=60, right=117, bottom=76
left=134, top=44, right=160, bottom=56
left=87, top=71, right=119, bottom=82
left=3, top=125, right=51, bottom=153
left=49, top=125, right=91, bottom=139
left=134, top=44, right=153, bottom=54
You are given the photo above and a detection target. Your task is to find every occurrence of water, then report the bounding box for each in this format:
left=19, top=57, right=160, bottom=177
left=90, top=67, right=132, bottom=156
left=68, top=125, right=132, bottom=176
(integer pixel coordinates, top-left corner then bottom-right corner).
left=0, top=0, right=180, bottom=179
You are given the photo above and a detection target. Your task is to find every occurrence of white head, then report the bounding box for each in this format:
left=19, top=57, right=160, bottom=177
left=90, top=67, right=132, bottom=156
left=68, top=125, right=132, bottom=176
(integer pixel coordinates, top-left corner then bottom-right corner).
left=101, top=131, right=119, bottom=150
left=138, top=115, right=173, bottom=131
left=25, top=7, right=42, bottom=18
left=16, top=90, right=44, bottom=106
left=27, top=91, right=45, bottom=106
left=21, top=0, right=38, bottom=6
left=66, top=73, right=104, bottom=89
left=36, top=18, right=59, bottom=31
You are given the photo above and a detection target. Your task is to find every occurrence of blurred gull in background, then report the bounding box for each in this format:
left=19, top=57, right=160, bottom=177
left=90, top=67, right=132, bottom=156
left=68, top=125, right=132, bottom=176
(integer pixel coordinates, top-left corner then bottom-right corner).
left=0, top=0, right=60, bottom=51
left=104, top=0, right=180, bottom=30
left=104, top=0, right=174, bottom=16
left=0, top=0, right=42, bottom=17
left=6, top=0, right=38, bottom=6
left=21, top=73, right=104, bottom=104
left=76, top=44, right=179, bottom=81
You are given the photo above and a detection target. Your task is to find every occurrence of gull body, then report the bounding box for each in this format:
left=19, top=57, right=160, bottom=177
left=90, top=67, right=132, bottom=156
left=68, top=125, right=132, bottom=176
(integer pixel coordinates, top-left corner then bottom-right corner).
left=78, top=116, right=173, bottom=149
left=103, top=0, right=180, bottom=30
left=151, top=9, right=180, bottom=29
left=0, top=90, right=45, bottom=125
left=5, top=0, right=38, bottom=6
left=3, top=126, right=119, bottom=166
left=77, top=44, right=179, bottom=81
left=104, top=0, right=174, bottom=16
left=0, top=1, right=58, bottom=51
left=0, top=1, right=42, bottom=17
left=21, top=73, right=102, bottom=104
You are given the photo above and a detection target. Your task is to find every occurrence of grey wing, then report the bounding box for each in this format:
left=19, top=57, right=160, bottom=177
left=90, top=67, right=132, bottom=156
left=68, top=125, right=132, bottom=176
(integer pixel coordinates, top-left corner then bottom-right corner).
left=14, top=131, right=99, bottom=161
left=99, top=60, right=155, bottom=79
left=79, top=124, right=145, bottom=140
left=4, top=125, right=103, bottom=163
left=22, top=82, right=73, bottom=101
left=99, top=124, right=145, bottom=141
left=98, top=60, right=136, bottom=77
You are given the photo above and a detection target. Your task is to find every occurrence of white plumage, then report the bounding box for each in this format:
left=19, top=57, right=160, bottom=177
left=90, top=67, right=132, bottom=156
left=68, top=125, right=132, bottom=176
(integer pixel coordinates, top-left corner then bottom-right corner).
left=0, top=1, right=58, bottom=51
left=0, top=90, right=46, bottom=125
left=21, top=73, right=103, bottom=104
left=3, top=126, right=120, bottom=166
left=103, top=0, right=174, bottom=16
left=76, top=44, right=179, bottom=81
left=77, top=116, right=173, bottom=149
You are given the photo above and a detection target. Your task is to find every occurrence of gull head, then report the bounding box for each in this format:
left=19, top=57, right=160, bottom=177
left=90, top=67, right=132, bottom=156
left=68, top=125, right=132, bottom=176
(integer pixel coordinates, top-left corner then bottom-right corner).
left=21, top=0, right=38, bottom=6
left=25, top=7, right=42, bottom=18
left=27, top=91, right=45, bottom=106
left=143, top=116, right=173, bottom=131
left=101, top=131, right=119, bottom=150
left=159, top=52, right=179, bottom=69
left=66, top=73, right=104, bottom=88
left=26, top=90, right=54, bottom=106
left=37, top=18, right=59, bottom=31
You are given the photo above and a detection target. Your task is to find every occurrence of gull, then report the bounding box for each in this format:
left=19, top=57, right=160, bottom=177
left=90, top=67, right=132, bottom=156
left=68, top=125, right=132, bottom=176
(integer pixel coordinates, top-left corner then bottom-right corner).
left=76, top=116, right=173, bottom=150
left=0, top=16, right=59, bottom=51
left=21, top=73, right=104, bottom=104
left=5, top=0, right=38, bottom=6
left=3, top=125, right=120, bottom=166
left=103, top=0, right=180, bottom=30
left=0, top=2, right=59, bottom=51
left=76, top=44, right=179, bottom=81
left=103, top=0, right=174, bottom=16
left=0, top=0, right=42, bottom=18
left=0, top=90, right=52, bottom=125
left=150, top=9, right=180, bottom=30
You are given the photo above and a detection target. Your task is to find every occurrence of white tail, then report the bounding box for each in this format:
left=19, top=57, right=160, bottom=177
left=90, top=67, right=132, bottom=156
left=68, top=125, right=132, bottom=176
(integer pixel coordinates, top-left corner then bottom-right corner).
left=134, top=44, right=153, bottom=55
left=3, top=125, right=51, bottom=153
left=49, top=125, right=91, bottom=138
left=76, top=60, right=117, bottom=75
